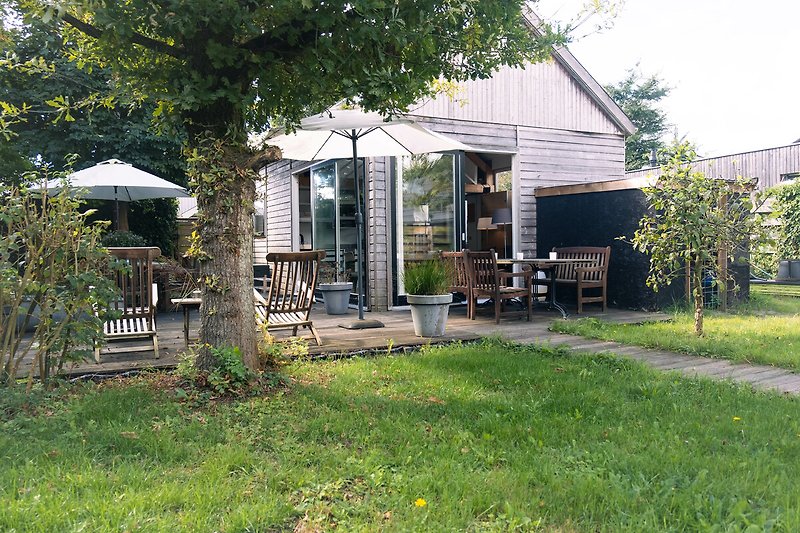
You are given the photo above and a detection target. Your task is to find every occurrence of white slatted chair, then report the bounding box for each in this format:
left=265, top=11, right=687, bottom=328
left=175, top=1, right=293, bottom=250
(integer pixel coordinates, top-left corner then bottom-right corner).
left=95, top=247, right=161, bottom=363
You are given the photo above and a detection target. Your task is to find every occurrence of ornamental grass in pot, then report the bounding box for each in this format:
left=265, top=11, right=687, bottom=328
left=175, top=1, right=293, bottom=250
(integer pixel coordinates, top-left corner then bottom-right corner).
left=403, top=259, right=453, bottom=337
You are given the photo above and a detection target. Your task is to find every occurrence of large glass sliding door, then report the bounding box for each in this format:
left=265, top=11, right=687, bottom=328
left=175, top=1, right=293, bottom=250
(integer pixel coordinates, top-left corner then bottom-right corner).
left=311, top=159, right=365, bottom=291
left=395, top=153, right=458, bottom=296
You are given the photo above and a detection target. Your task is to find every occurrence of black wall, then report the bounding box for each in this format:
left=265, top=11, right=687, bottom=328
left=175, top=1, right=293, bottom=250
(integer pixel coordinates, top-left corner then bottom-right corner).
left=537, top=189, right=684, bottom=310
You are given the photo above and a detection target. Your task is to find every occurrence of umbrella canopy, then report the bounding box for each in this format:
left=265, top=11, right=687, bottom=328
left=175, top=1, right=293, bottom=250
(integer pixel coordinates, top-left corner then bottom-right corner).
left=42, top=159, right=189, bottom=201
left=266, top=110, right=471, bottom=161
left=265, top=109, right=471, bottom=326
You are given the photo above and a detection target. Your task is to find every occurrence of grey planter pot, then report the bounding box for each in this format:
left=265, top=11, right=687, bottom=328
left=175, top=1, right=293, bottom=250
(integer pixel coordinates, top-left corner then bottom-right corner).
left=407, top=293, right=453, bottom=337
left=319, top=282, right=353, bottom=315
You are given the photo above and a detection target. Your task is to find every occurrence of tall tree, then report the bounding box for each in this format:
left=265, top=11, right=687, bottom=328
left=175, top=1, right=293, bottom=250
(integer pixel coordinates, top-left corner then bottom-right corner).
left=606, top=68, right=671, bottom=171
left=17, top=1, right=564, bottom=371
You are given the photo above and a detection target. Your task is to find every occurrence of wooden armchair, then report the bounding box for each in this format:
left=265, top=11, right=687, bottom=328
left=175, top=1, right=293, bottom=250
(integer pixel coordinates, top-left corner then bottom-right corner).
left=464, top=250, right=533, bottom=323
left=552, top=246, right=611, bottom=313
left=95, top=247, right=161, bottom=363
left=440, top=250, right=471, bottom=317
left=255, top=250, right=325, bottom=346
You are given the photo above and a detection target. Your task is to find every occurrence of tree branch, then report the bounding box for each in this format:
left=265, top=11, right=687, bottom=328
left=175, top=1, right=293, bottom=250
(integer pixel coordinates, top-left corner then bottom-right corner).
left=61, top=13, right=187, bottom=61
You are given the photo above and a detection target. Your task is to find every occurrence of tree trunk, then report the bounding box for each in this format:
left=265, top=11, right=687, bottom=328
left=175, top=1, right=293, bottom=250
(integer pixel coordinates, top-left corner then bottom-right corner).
left=692, top=259, right=704, bottom=337
left=191, top=142, right=258, bottom=372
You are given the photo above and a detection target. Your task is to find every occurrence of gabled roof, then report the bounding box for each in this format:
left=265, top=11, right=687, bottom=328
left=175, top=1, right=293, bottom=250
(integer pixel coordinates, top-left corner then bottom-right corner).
left=522, top=8, right=636, bottom=136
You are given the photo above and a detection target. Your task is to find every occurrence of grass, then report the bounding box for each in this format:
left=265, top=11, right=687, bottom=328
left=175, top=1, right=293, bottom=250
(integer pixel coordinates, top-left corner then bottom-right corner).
left=553, top=293, right=800, bottom=370
left=4, top=340, right=800, bottom=530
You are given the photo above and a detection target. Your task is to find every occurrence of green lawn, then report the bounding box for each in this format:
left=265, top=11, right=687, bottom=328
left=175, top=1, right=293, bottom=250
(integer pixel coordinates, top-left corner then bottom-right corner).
left=4, top=340, right=800, bottom=530
left=553, top=293, right=800, bottom=370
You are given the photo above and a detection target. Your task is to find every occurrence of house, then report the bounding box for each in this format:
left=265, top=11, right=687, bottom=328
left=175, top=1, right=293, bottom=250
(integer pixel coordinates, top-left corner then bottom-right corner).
left=261, top=11, right=635, bottom=311
left=625, top=142, right=800, bottom=192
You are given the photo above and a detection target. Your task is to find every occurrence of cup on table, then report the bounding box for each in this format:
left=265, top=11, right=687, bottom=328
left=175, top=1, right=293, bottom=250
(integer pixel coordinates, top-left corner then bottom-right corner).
left=549, top=251, right=558, bottom=260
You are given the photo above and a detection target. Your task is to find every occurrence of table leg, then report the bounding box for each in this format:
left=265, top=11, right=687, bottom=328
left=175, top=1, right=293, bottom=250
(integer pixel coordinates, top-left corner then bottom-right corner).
left=183, top=305, right=190, bottom=347
left=548, top=277, right=569, bottom=319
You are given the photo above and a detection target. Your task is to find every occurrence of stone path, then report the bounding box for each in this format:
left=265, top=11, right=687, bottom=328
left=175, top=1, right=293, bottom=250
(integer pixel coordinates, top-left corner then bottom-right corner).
left=536, top=331, right=800, bottom=395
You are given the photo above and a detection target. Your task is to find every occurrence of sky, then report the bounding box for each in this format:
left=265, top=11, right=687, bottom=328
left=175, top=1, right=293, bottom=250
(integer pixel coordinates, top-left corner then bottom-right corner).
left=533, top=0, right=800, bottom=157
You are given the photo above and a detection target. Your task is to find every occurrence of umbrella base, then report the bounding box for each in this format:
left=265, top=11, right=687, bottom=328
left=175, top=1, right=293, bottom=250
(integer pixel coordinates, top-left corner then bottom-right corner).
left=338, top=319, right=385, bottom=330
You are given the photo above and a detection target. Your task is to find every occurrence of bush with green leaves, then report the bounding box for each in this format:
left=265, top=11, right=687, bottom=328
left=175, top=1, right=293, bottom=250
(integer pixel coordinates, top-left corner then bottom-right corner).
left=101, top=230, right=148, bottom=248
left=0, top=163, right=120, bottom=388
left=771, top=181, right=800, bottom=261
left=402, top=259, right=452, bottom=295
left=631, top=142, right=765, bottom=336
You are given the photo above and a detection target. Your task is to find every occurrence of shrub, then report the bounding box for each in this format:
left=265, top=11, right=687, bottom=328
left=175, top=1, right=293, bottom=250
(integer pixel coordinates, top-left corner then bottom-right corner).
left=0, top=162, right=120, bottom=389
left=402, top=259, right=451, bottom=295
left=101, top=230, right=148, bottom=248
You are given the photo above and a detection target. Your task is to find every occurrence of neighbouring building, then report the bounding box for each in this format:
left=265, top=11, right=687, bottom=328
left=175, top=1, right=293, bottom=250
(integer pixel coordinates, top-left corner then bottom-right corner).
left=261, top=11, right=635, bottom=311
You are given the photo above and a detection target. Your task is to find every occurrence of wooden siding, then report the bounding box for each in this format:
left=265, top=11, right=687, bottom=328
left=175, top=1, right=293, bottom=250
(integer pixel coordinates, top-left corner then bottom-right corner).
left=626, top=144, right=800, bottom=192
left=367, top=157, right=391, bottom=311
left=411, top=60, right=622, bottom=135
left=265, top=160, right=294, bottom=252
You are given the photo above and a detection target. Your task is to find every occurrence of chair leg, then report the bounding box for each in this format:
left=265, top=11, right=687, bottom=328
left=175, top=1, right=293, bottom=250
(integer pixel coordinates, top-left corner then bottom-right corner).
left=576, top=287, right=583, bottom=314
left=309, top=324, right=322, bottom=346
left=94, top=344, right=101, bottom=364
left=152, top=334, right=160, bottom=359
left=495, top=297, right=501, bottom=324
left=602, top=286, right=607, bottom=312
left=527, top=289, right=533, bottom=322
left=470, top=297, right=477, bottom=320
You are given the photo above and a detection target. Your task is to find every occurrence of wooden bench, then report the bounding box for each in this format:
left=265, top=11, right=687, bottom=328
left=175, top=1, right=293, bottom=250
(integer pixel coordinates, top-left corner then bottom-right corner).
left=552, top=246, right=611, bottom=314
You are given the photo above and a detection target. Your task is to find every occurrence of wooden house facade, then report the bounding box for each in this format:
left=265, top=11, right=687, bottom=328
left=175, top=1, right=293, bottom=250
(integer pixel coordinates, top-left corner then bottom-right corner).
left=262, top=14, right=634, bottom=311
left=626, top=143, right=800, bottom=192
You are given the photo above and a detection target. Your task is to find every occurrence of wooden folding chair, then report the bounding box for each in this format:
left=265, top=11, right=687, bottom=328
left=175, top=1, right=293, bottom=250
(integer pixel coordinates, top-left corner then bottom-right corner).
left=441, top=250, right=471, bottom=317
left=464, top=250, right=533, bottom=324
left=255, top=250, right=325, bottom=346
left=95, top=247, right=161, bottom=363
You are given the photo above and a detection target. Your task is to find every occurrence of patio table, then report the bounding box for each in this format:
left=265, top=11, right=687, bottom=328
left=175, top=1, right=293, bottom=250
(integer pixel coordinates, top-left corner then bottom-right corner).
left=497, top=258, right=594, bottom=318
left=171, top=296, right=202, bottom=346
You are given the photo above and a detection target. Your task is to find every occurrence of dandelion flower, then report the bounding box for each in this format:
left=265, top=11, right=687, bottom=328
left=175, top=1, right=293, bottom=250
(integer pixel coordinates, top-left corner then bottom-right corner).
left=414, top=498, right=427, bottom=507
left=733, top=416, right=741, bottom=422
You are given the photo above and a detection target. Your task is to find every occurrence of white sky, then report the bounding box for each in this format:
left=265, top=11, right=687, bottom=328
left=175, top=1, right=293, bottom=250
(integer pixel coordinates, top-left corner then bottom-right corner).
left=534, top=0, right=800, bottom=157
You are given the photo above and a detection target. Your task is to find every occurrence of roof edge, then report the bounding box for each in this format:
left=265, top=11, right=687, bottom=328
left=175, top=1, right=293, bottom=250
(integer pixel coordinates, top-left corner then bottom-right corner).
left=522, top=8, right=636, bottom=136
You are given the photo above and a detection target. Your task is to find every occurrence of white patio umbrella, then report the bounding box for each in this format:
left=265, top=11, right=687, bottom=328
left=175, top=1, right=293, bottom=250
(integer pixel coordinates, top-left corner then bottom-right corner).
left=40, top=159, right=190, bottom=229
left=266, top=109, right=472, bottom=328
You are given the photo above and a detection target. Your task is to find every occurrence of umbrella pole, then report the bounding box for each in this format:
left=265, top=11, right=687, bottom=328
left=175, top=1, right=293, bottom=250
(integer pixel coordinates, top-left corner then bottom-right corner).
left=113, top=186, right=120, bottom=231
left=340, top=130, right=383, bottom=330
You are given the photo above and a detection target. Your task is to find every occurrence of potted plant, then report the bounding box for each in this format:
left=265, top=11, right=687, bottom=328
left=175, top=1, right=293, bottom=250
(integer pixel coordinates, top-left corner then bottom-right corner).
left=317, top=261, right=353, bottom=315
left=403, top=259, right=453, bottom=337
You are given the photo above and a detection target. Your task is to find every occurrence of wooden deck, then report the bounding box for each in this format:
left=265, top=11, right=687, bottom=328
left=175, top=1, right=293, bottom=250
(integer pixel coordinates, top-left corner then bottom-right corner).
left=38, top=303, right=662, bottom=377
left=20, top=302, right=800, bottom=396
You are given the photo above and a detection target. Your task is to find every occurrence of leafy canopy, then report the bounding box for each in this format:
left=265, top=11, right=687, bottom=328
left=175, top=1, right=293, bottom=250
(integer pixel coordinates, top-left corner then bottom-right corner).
left=30, top=1, right=564, bottom=137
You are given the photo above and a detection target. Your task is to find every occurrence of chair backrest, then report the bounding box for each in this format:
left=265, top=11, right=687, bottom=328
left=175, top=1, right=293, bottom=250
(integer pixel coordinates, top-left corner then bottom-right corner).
left=264, top=250, right=325, bottom=319
left=464, top=250, right=500, bottom=290
left=107, top=247, right=161, bottom=321
left=552, top=246, right=611, bottom=281
left=440, top=250, right=469, bottom=291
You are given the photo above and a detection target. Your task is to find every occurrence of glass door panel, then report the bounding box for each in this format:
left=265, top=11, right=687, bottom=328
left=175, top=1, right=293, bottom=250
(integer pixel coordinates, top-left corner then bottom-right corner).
left=311, top=159, right=366, bottom=291
left=396, top=153, right=456, bottom=295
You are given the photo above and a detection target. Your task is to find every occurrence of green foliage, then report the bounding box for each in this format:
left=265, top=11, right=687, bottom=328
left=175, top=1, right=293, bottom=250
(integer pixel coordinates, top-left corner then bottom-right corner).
left=206, top=346, right=253, bottom=394
left=7, top=343, right=800, bottom=530
left=631, top=142, right=764, bottom=335
left=402, top=259, right=452, bottom=295
left=771, top=181, right=800, bottom=260
left=0, top=162, right=120, bottom=388
left=257, top=321, right=310, bottom=369
left=606, top=67, right=671, bottom=171
left=0, top=6, right=186, bottom=253
left=100, top=230, right=147, bottom=248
